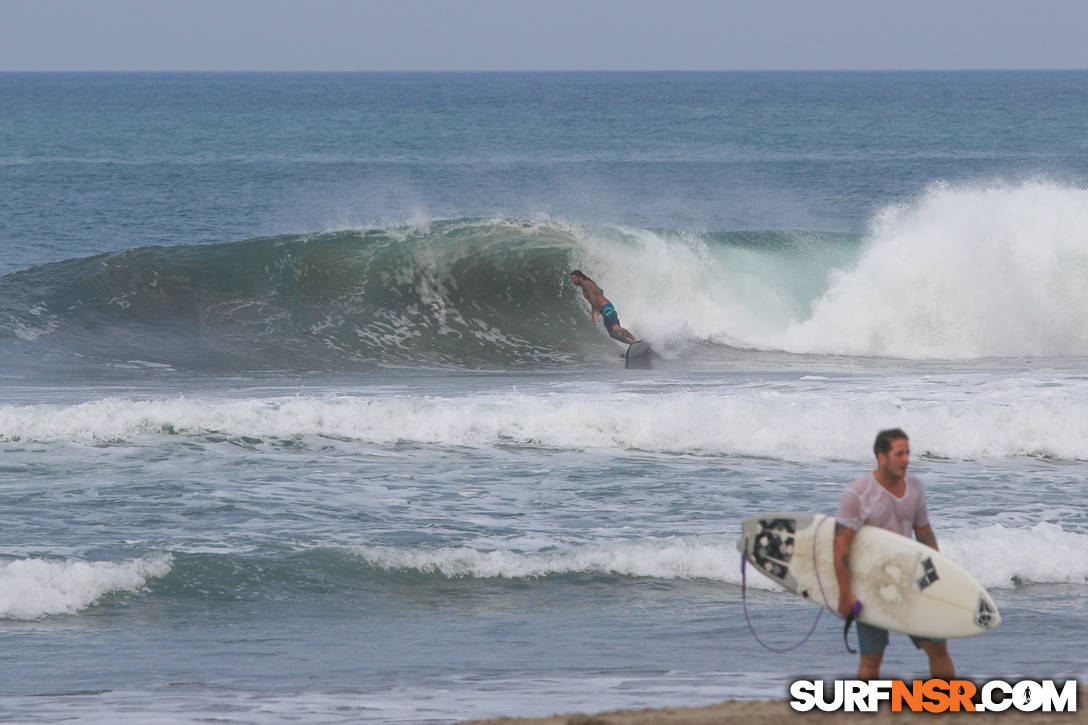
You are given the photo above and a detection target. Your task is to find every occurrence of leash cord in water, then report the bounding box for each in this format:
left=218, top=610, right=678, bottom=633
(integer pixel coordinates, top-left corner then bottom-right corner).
left=740, top=547, right=823, bottom=653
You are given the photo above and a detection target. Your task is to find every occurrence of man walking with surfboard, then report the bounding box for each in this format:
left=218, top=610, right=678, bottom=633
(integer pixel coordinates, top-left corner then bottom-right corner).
left=833, top=428, right=956, bottom=680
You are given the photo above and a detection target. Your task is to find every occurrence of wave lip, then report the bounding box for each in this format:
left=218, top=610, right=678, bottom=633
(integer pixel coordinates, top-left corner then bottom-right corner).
left=0, top=554, right=173, bottom=620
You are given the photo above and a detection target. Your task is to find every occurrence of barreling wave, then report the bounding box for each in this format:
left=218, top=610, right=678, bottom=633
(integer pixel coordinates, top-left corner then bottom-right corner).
left=0, top=216, right=859, bottom=371
left=0, top=219, right=598, bottom=371
left=5, top=179, right=1088, bottom=370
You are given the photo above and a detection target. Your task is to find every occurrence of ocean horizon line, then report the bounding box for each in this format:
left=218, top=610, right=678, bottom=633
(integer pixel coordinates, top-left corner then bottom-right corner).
left=3, top=67, right=1088, bottom=74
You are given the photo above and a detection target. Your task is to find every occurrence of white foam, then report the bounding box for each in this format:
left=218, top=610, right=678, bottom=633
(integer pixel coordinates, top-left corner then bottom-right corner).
left=350, top=536, right=770, bottom=586
left=571, top=180, right=1088, bottom=358
left=5, top=382, right=1088, bottom=460
left=349, top=522, right=1088, bottom=591
left=572, top=226, right=823, bottom=350
left=943, top=522, right=1088, bottom=589
left=0, top=554, right=172, bottom=620
left=778, top=180, right=1088, bottom=358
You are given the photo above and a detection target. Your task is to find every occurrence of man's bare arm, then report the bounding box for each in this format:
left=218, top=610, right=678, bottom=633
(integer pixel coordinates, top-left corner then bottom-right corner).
left=914, top=524, right=938, bottom=550
left=832, top=522, right=856, bottom=616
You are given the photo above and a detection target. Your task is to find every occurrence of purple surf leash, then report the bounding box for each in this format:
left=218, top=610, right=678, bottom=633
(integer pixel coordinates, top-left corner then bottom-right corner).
left=740, top=548, right=823, bottom=653
left=739, top=514, right=863, bottom=654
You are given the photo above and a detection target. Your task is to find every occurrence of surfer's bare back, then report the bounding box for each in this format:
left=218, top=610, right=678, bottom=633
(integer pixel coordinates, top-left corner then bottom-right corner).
left=570, top=270, right=638, bottom=344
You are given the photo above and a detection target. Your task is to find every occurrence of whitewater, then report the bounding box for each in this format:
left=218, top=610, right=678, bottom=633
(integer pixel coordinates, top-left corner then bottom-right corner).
left=6, top=370, right=1088, bottom=459
left=3, top=71, right=1088, bottom=724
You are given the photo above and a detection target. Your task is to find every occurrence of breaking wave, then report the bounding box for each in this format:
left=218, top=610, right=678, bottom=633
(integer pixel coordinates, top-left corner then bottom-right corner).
left=346, top=521, right=1088, bottom=591
left=4, top=179, right=1088, bottom=371
left=0, top=554, right=173, bottom=620
left=6, top=380, right=1088, bottom=460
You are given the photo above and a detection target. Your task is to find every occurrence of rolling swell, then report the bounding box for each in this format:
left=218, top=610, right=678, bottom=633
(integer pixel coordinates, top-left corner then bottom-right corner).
left=0, top=219, right=601, bottom=371
left=8, top=521, right=1077, bottom=622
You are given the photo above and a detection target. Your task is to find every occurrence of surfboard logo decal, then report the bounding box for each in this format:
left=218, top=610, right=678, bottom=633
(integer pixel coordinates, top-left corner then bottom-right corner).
left=751, top=518, right=796, bottom=580
left=975, top=596, right=999, bottom=629
left=760, top=517, right=796, bottom=535
left=916, top=557, right=939, bottom=590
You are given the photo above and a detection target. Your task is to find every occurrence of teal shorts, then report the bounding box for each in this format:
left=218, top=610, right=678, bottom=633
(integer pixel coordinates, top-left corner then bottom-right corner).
left=856, top=621, right=946, bottom=656
left=600, top=303, right=620, bottom=330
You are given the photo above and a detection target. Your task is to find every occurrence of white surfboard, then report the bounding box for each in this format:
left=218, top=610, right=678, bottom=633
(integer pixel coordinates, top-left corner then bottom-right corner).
left=736, top=512, right=1000, bottom=639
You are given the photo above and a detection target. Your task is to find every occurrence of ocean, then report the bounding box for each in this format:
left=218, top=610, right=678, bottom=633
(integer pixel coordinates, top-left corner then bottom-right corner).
left=2, top=71, right=1087, bottom=723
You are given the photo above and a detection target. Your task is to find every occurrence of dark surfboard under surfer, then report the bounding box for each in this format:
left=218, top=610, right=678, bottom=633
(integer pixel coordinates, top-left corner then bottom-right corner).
left=570, top=270, right=653, bottom=368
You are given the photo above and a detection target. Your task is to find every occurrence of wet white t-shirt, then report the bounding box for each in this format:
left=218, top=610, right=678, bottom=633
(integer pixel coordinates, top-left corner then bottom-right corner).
left=835, top=473, right=930, bottom=538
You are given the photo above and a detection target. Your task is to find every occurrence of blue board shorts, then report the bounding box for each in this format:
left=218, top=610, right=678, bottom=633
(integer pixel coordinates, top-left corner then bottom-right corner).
left=600, top=303, right=620, bottom=330
left=856, top=621, right=945, bottom=655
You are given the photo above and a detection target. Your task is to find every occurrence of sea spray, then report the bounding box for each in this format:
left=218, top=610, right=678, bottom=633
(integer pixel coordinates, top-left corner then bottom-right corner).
left=778, top=180, right=1088, bottom=358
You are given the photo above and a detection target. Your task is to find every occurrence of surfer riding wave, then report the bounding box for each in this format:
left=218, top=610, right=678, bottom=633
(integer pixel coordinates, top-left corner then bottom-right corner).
left=570, top=270, right=639, bottom=345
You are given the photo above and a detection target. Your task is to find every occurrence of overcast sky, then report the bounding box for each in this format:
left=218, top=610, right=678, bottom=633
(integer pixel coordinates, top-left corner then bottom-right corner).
left=3, top=0, right=1088, bottom=72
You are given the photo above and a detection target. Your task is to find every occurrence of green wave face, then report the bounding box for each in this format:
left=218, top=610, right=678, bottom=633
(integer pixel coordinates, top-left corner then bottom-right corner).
left=0, top=220, right=607, bottom=370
